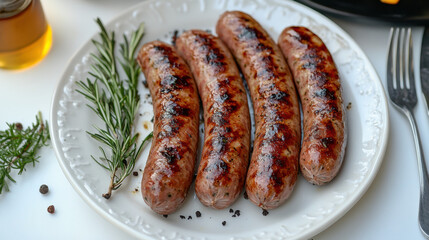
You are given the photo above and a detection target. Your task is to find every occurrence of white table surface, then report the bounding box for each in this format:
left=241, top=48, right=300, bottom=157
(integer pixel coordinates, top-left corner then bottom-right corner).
left=1, top=0, right=429, bottom=239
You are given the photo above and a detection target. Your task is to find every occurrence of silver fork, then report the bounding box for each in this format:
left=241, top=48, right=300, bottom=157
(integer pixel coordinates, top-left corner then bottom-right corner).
left=387, top=27, right=429, bottom=238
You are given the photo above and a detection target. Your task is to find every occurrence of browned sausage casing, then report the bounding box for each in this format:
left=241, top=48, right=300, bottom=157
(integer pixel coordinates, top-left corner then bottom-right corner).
left=176, top=30, right=251, bottom=209
left=216, top=11, right=301, bottom=210
left=137, top=41, right=200, bottom=215
left=278, top=26, right=347, bottom=185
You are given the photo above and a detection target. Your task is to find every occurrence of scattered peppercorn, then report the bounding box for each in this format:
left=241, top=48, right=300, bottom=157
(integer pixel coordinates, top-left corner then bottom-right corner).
left=180, top=215, right=186, bottom=219
left=229, top=208, right=234, bottom=213
left=234, top=210, right=240, bottom=216
left=262, top=209, right=269, bottom=216
left=133, top=171, right=138, bottom=176
left=163, top=215, right=168, bottom=218
left=347, top=102, right=352, bottom=110
left=47, top=205, right=55, bottom=214
left=188, top=216, right=192, bottom=220
left=171, top=29, right=179, bottom=46
left=195, top=211, right=201, bottom=218
left=39, top=184, right=49, bottom=194
left=222, top=221, right=226, bottom=226
left=243, top=191, right=248, bottom=200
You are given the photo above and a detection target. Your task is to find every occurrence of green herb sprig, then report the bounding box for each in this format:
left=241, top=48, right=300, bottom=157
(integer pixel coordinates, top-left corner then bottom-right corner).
left=0, top=112, right=50, bottom=194
left=76, top=18, right=152, bottom=199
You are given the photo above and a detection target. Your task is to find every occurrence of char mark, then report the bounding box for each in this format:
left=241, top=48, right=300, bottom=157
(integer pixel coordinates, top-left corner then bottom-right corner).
left=313, top=88, right=336, bottom=100
left=162, top=101, right=191, bottom=118
left=258, top=153, right=287, bottom=190
left=152, top=45, right=179, bottom=66
left=321, top=137, right=335, bottom=148
left=161, top=147, right=181, bottom=164
left=193, top=33, right=227, bottom=69
left=268, top=91, right=289, bottom=102
left=212, top=135, right=229, bottom=153
left=255, top=42, right=273, bottom=52
left=210, top=111, right=228, bottom=126
left=160, top=75, right=191, bottom=93
left=238, top=26, right=265, bottom=41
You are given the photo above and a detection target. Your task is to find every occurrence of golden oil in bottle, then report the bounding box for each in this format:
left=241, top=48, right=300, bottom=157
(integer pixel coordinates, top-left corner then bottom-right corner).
left=0, top=0, right=52, bottom=70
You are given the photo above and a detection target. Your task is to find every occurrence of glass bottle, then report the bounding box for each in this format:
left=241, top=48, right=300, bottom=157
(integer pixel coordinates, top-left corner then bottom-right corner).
left=0, top=0, right=52, bottom=70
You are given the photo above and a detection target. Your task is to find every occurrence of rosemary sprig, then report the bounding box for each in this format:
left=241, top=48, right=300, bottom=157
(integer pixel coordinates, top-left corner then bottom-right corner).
left=76, top=18, right=152, bottom=199
left=0, top=112, right=50, bottom=194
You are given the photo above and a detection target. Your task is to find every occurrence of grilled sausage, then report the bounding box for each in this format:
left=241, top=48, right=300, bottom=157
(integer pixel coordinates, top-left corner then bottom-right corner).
left=278, top=26, right=347, bottom=185
left=216, top=11, right=301, bottom=209
left=137, top=41, right=200, bottom=214
left=175, top=30, right=251, bottom=209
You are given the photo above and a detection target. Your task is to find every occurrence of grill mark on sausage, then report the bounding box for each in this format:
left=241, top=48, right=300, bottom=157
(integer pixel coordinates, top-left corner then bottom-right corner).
left=252, top=153, right=287, bottom=192
left=314, top=88, right=335, bottom=100
left=162, top=101, right=191, bottom=118
left=193, top=33, right=227, bottom=70
left=161, top=147, right=180, bottom=164
left=202, top=157, right=230, bottom=183
left=268, top=90, right=289, bottom=102
left=152, top=45, right=180, bottom=67
left=210, top=111, right=228, bottom=126
left=237, top=26, right=266, bottom=41
left=156, top=100, right=191, bottom=139
left=160, top=75, right=191, bottom=93
left=255, top=42, right=273, bottom=52
left=262, top=123, right=293, bottom=143
left=212, top=134, right=229, bottom=153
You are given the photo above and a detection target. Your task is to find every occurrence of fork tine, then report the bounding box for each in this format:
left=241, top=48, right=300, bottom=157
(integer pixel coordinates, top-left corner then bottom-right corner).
left=405, top=28, right=416, bottom=91
left=387, top=27, right=398, bottom=94
left=398, top=28, right=405, bottom=90
left=387, top=27, right=417, bottom=105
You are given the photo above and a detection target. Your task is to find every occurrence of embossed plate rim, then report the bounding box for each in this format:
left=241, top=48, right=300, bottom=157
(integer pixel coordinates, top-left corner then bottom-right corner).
left=50, top=0, right=389, bottom=239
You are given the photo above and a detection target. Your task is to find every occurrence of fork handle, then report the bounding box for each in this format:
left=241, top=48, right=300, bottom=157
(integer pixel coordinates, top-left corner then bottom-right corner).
left=404, top=108, right=429, bottom=238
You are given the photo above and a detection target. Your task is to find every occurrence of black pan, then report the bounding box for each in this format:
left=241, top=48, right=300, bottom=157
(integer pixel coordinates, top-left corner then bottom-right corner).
left=296, top=0, right=429, bottom=24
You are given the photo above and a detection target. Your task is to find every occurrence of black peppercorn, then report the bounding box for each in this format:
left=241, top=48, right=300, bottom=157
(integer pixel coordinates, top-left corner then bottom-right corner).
left=262, top=209, right=269, bottom=216
left=243, top=191, right=248, bottom=200
left=222, top=221, right=226, bottom=226
left=47, top=205, right=55, bottom=214
left=195, top=211, right=201, bottom=218
left=234, top=210, right=240, bottom=216
left=39, top=184, right=49, bottom=194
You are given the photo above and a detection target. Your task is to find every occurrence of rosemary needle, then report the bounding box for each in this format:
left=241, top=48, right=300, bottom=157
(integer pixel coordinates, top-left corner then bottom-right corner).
left=76, top=18, right=152, bottom=199
left=0, top=112, right=50, bottom=194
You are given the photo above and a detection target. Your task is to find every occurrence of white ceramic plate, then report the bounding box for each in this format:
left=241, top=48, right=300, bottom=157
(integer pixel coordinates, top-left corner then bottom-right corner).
left=50, top=0, right=389, bottom=239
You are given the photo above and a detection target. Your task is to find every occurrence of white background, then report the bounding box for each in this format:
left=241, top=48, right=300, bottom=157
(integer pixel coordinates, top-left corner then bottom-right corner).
left=0, top=0, right=428, bottom=239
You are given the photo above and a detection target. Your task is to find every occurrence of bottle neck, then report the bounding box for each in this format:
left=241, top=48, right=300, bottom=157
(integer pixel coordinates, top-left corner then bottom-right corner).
left=0, top=0, right=32, bottom=19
